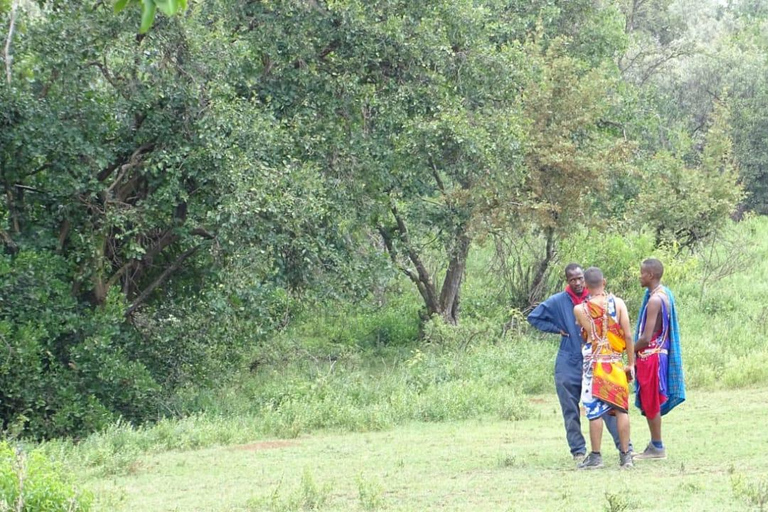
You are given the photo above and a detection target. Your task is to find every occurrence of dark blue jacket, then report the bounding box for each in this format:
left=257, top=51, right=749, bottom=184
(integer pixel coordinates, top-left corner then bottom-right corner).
left=527, top=291, right=584, bottom=382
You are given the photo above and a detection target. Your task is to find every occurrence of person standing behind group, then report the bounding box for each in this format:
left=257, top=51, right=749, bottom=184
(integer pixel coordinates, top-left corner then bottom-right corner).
left=633, top=258, right=686, bottom=460
left=527, top=263, right=629, bottom=461
left=573, top=267, right=635, bottom=469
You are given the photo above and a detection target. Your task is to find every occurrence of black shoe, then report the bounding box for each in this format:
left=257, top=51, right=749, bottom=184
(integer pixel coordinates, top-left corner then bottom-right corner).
left=577, top=452, right=603, bottom=470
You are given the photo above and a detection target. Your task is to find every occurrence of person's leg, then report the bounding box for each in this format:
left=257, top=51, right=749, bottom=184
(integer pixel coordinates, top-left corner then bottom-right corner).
left=577, top=415, right=605, bottom=469
left=635, top=355, right=667, bottom=459
left=555, top=376, right=586, bottom=456
left=616, top=412, right=630, bottom=453
left=604, top=413, right=633, bottom=452
left=589, top=417, right=604, bottom=454
left=616, top=411, right=633, bottom=468
left=634, top=412, right=666, bottom=459
left=647, top=413, right=662, bottom=445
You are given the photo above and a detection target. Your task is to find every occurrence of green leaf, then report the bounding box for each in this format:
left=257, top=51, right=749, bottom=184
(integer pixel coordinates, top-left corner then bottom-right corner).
left=155, top=0, right=177, bottom=16
left=113, top=0, right=130, bottom=14
left=139, top=0, right=157, bottom=34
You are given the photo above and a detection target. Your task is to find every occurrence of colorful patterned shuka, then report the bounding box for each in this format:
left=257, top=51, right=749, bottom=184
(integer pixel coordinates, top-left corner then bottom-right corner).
left=580, top=296, right=629, bottom=419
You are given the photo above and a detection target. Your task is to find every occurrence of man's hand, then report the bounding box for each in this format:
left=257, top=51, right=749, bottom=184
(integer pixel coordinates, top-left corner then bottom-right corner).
left=559, top=330, right=569, bottom=337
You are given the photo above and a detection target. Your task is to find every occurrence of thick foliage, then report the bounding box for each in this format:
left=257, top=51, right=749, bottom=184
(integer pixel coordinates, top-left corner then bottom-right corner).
left=0, top=252, right=158, bottom=438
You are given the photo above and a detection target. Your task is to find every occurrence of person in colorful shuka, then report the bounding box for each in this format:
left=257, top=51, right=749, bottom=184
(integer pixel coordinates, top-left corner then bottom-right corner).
left=573, top=267, right=635, bottom=469
left=633, top=258, right=686, bottom=460
left=527, top=263, right=630, bottom=461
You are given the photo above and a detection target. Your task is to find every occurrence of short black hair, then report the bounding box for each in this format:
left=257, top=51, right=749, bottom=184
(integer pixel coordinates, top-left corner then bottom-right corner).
left=584, top=267, right=604, bottom=287
left=642, top=258, right=664, bottom=279
left=564, top=263, right=582, bottom=278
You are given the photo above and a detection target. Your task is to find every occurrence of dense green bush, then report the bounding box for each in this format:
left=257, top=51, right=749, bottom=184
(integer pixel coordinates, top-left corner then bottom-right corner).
left=0, top=441, right=91, bottom=511
left=0, top=251, right=159, bottom=439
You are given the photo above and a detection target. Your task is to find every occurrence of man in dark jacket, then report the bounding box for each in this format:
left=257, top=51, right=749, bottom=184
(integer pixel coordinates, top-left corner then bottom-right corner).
left=527, top=263, right=628, bottom=459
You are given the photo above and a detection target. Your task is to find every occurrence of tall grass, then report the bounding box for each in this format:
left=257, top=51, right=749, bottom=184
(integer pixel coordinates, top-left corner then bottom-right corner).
left=39, top=336, right=539, bottom=476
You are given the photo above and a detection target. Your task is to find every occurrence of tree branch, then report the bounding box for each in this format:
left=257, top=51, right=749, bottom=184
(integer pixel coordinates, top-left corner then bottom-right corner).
left=0, top=229, right=17, bottom=254
left=190, top=227, right=216, bottom=239
left=638, top=47, right=692, bottom=87
left=378, top=224, right=419, bottom=284
left=390, top=205, right=440, bottom=312
left=106, top=260, right=134, bottom=289
left=13, top=184, right=44, bottom=194
left=3, top=0, right=18, bottom=85
left=97, top=143, right=155, bottom=183
left=125, top=244, right=202, bottom=316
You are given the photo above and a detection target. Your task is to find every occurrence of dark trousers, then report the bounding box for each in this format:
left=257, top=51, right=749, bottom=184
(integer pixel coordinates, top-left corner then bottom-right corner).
left=555, top=373, right=629, bottom=455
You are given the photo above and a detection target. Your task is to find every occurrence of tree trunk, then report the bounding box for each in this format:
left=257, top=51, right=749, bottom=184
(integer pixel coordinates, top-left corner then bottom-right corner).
left=380, top=208, right=471, bottom=326
left=438, top=230, right=471, bottom=325
left=528, top=227, right=556, bottom=305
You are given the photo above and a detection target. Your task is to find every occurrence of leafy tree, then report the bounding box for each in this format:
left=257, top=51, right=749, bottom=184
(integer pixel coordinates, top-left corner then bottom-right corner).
left=635, top=103, right=743, bottom=248
left=0, top=0, right=352, bottom=436
left=510, top=38, right=632, bottom=301
left=204, top=0, right=532, bottom=324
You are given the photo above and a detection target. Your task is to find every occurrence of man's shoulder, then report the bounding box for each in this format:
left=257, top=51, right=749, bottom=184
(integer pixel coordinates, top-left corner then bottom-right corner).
left=646, top=293, right=670, bottom=312
left=547, top=291, right=568, bottom=301
left=532, top=291, right=567, bottom=307
left=529, top=291, right=570, bottom=317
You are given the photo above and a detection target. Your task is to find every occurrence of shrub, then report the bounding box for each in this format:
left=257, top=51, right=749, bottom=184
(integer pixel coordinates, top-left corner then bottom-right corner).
left=356, top=473, right=384, bottom=511
left=0, top=251, right=158, bottom=439
left=0, top=441, right=91, bottom=511
left=732, top=474, right=768, bottom=511
left=247, top=468, right=331, bottom=511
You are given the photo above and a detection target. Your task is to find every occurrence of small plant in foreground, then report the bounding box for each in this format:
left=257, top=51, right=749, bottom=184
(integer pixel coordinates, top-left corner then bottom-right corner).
left=495, top=452, right=518, bottom=468
left=732, top=474, right=768, bottom=511
left=604, top=491, right=630, bottom=512
left=356, top=473, right=384, bottom=510
left=247, top=468, right=331, bottom=511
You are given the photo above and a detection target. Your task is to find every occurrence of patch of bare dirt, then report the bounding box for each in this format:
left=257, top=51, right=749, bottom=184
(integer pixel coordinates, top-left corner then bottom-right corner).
left=232, top=441, right=298, bottom=452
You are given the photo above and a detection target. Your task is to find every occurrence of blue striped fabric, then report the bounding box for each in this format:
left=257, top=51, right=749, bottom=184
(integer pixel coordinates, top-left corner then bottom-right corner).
left=634, top=286, right=686, bottom=415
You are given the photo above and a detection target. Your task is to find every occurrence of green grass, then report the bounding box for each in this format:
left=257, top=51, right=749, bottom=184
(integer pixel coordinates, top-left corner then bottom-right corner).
left=38, top=341, right=542, bottom=479
left=82, top=386, right=767, bottom=511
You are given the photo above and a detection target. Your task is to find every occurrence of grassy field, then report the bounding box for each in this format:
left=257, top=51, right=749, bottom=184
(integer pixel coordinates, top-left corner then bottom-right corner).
left=85, top=386, right=768, bottom=511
